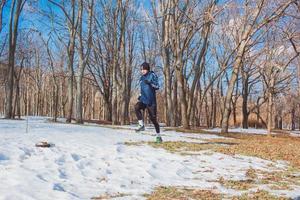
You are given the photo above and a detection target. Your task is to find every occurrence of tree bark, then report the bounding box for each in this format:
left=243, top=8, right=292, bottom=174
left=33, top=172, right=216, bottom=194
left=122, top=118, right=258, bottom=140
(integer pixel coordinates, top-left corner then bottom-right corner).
left=291, top=108, right=295, bottom=130
left=267, top=89, right=273, bottom=135
left=176, top=67, right=189, bottom=129
left=242, top=74, right=249, bottom=129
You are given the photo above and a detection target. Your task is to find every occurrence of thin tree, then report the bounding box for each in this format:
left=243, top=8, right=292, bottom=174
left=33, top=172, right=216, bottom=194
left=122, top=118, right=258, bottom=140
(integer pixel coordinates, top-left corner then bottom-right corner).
left=5, top=0, right=26, bottom=119
left=75, top=0, right=94, bottom=123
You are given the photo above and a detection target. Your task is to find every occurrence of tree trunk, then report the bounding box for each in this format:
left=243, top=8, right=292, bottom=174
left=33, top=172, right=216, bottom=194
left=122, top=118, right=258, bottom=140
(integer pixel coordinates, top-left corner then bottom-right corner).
left=176, top=68, right=189, bottom=129
left=275, top=115, right=279, bottom=129
left=242, top=100, right=249, bottom=129
left=5, top=0, right=24, bottom=119
left=291, top=108, right=295, bottom=130
left=164, top=48, right=174, bottom=126
left=173, top=75, right=178, bottom=126
left=221, top=40, right=246, bottom=133
left=205, top=96, right=210, bottom=128
left=75, top=0, right=93, bottom=124
left=53, top=84, right=59, bottom=122
left=267, top=91, right=273, bottom=135
left=75, top=75, right=83, bottom=123
left=164, top=82, right=168, bottom=125
left=66, top=53, right=75, bottom=122
left=12, top=81, right=19, bottom=118
left=212, top=79, right=219, bottom=128
left=111, top=66, right=118, bottom=125
left=210, top=83, right=214, bottom=128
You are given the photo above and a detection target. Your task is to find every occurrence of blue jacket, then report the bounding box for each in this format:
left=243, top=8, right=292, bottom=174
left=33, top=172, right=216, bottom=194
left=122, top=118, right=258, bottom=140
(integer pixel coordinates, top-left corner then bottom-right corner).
left=139, top=71, right=159, bottom=106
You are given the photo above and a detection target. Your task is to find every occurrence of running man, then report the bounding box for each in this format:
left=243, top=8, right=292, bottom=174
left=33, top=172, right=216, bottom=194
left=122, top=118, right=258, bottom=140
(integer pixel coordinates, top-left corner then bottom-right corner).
left=135, top=62, right=162, bottom=143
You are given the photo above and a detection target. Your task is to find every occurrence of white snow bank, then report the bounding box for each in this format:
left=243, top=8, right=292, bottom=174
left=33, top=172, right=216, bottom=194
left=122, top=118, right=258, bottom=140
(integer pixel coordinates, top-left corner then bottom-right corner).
left=203, top=128, right=273, bottom=135
left=204, top=127, right=300, bottom=138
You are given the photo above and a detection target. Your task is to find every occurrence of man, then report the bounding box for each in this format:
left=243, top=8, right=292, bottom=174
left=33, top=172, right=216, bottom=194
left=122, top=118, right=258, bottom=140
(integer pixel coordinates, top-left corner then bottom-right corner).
left=135, top=62, right=162, bottom=143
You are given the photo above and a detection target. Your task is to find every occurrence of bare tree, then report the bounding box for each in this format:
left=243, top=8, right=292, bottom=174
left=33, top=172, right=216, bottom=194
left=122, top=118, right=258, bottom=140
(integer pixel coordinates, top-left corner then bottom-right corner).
left=43, top=36, right=60, bottom=122
left=75, top=0, right=94, bottom=123
left=87, top=0, right=136, bottom=124
left=260, top=28, right=298, bottom=135
left=241, top=54, right=261, bottom=128
left=48, top=0, right=79, bottom=123
left=151, top=0, right=175, bottom=126
left=5, top=0, right=27, bottom=119
left=221, top=0, right=295, bottom=133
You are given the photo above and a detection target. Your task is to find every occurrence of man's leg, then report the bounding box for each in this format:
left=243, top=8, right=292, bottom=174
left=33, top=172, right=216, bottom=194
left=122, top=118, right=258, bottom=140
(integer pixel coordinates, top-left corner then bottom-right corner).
left=134, top=102, right=146, bottom=131
left=147, top=104, right=162, bottom=143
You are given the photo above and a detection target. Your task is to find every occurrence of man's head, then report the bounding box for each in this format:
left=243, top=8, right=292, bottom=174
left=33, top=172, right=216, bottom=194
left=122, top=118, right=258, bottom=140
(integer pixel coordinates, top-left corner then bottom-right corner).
left=141, top=62, right=150, bottom=75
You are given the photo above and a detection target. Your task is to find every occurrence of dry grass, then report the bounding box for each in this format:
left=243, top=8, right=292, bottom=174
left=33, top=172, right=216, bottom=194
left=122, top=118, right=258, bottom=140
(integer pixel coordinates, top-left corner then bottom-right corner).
left=164, top=128, right=300, bottom=169
left=164, top=127, right=215, bottom=135
left=124, top=141, right=144, bottom=146
left=212, top=135, right=300, bottom=169
left=125, top=141, right=221, bottom=154
left=258, top=167, right=300, bottom=190
left=148, top=141, right=220, bottom=153
left=145, top=186, right=292, bottom=200
left=91, top=193, right=130, bottom=199
left=232, top=190, right=291, bottom=200
left=218, top=177, right=255, bottom=190
left=217, top=166, right=300, bottom=192
left=245, top=168, right=258, bottom=179
left=125, top=133, right=300, bottom=169
left=144, top=186, right=222, bottom=200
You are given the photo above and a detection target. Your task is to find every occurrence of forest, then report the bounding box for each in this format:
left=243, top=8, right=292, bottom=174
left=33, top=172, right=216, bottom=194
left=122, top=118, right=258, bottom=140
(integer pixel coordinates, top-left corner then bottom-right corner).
left=0, top=0, right=299, bottom=134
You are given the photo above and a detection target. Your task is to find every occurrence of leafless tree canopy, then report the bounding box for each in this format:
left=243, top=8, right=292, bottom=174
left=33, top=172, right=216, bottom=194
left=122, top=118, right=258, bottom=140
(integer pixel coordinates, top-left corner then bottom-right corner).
left=0, top=0, right=299, bottom=133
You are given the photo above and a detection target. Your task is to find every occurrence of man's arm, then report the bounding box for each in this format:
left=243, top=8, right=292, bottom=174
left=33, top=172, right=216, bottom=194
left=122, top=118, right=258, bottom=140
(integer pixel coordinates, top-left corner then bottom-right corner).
left=149, top=73, right=159, bottom=90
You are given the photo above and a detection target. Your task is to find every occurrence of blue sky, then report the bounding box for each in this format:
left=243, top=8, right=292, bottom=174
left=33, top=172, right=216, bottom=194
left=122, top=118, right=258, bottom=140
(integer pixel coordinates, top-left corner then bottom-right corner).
left=1, top=0, right=154, bottom=41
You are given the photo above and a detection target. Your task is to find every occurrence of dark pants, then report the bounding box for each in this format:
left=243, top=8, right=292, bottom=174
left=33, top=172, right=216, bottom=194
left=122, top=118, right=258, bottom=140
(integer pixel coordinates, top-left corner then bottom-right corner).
left=135, top=102, right=160, bottom=133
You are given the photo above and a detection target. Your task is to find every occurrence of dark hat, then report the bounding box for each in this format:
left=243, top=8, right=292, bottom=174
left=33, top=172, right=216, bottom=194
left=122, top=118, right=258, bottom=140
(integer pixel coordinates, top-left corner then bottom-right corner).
left=141, top=62, right=150, bottom=71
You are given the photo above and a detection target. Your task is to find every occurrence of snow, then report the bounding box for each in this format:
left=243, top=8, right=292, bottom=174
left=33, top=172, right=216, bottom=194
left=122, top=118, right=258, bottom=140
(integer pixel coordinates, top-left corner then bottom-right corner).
left=0, top=117, right=299, bottom=199
left=291, top=131, right=300, bottom=137
left=203, top=127, right=272, bottom=135
left=204, top=127, right=300, bottom=137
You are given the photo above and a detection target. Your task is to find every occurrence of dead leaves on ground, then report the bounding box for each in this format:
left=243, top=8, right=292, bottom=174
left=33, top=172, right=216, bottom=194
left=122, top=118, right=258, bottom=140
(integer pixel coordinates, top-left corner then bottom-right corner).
left=128, top=133, right=300, bottom=169
left=91, top=193, right=130, bottom=199
left=145, top=186, right=291, bottom=200
left=144, top=186, right=222, bottom=200
left=213, top=135, right=300, bottom=169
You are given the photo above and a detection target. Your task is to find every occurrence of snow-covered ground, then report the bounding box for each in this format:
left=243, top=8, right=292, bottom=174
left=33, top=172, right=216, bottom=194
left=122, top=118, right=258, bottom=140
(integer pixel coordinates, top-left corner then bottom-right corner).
left=203, top=127, right=272, bottom=135
left=291, top=131, right=300, bottom=137
left=0, top=117, right=299, bottom=200
left=204, top=127, right=300, bottom=136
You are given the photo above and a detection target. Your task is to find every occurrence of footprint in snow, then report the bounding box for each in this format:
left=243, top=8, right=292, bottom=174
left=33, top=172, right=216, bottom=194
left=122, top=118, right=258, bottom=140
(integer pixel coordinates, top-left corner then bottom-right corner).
left=36, top=174, right=47, bottom=182
left=151, top=163, right=157, bottom=169
left=71, top=153, right=81, bottom=162
left=76, top=160, right=91, bottom=170
left=19, top=147, right=33, bottom=161
left=0, top=153, right=9, bottom=162
left=55, top=155, right=66, bottom=166
left=116, top=144, right=125, bottom=153
left=53, top=183, right=65, bottom=192
left=58, top=168, right=67, bottom=179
